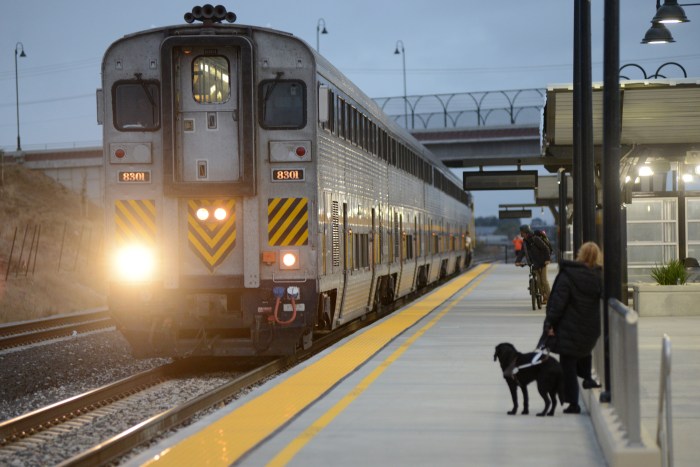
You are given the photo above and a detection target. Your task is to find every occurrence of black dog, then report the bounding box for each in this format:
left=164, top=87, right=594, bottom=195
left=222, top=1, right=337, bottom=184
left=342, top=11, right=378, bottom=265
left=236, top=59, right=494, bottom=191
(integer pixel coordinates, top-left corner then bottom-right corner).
left=493, top=342, right=565, bottom=416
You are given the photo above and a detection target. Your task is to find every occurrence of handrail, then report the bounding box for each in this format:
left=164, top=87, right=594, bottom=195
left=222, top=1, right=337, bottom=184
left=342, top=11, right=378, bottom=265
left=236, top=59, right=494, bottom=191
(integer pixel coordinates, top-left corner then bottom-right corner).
left=656, top=334, right=674, bottom=467
left=607, top=298, right=642, bottom=446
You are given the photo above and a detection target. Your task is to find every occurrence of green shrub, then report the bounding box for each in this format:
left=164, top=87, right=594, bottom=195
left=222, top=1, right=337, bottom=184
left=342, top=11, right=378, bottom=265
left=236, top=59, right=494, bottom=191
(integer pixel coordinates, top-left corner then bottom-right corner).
left=650, top=259, right=687, bottom=285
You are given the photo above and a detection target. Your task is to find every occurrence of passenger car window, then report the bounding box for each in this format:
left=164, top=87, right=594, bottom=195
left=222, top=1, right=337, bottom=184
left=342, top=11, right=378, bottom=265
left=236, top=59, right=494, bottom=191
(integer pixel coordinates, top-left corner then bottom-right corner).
left=113, top=82, right=160, bottom=131
left=192, top=56, right=230, bottom=103
left=259, top=80, right=306, bottom=129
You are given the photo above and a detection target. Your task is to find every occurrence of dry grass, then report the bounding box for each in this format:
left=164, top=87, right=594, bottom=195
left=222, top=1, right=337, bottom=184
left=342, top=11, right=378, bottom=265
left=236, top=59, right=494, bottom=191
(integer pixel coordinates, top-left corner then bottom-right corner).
left=0, top=163, right=106, bottom=323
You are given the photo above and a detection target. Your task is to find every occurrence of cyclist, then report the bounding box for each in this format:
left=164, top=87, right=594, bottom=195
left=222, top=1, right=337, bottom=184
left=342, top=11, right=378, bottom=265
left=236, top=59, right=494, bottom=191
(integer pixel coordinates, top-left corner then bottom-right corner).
left=514, top=224, right=551, bottom=304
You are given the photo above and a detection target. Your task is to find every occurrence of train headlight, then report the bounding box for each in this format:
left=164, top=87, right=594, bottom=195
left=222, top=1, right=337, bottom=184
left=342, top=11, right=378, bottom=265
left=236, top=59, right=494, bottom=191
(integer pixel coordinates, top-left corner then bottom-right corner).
left=114, top=245, right=156, bottom=281
left=280, top=249, right=300, bottom=270
left=196, top=208, right=210, bottom=221
left=214, top=207, right=227, bottom=220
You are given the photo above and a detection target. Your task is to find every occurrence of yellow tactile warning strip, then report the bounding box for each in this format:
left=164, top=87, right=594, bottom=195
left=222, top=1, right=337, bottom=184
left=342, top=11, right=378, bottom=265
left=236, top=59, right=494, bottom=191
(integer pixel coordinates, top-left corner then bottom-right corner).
left=115, top=199, right=156, bottom=245
left=268, top=265, right=492, bottom=466
left=142, top=263, right=492, bottom=467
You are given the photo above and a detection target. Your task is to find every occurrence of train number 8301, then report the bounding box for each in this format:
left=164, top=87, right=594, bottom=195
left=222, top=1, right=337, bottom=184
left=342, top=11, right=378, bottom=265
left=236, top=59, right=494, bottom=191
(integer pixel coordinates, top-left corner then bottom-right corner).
left=271, top=168, right=305, bottom=181
left=118, top=170, right=151, bottom=183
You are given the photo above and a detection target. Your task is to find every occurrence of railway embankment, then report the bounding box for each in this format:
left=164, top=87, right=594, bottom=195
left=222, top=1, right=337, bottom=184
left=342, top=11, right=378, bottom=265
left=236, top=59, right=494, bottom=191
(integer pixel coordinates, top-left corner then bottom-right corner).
left=0, top=162, right=106, bottom=323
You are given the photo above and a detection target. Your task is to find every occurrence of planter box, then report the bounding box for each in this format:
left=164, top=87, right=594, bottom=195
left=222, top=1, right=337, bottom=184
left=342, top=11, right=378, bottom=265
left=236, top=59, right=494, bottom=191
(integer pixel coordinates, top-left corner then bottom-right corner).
left=630, top=282, right=700, bottom=316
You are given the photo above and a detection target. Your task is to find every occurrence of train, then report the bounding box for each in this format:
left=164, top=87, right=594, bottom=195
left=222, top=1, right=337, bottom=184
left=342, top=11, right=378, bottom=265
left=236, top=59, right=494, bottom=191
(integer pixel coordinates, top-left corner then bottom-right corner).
left=97, top=4, right=473, bottom=358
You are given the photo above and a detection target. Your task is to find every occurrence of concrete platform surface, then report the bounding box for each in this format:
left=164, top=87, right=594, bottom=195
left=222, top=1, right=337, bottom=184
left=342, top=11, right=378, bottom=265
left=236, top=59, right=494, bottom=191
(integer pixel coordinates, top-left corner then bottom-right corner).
left=131, top=263, right=698, bottom=467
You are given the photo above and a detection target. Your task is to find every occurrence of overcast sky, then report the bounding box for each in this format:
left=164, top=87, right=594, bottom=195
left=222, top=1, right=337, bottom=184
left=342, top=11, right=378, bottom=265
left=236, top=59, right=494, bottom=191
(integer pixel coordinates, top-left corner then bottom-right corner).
left=2, top=0, right=700, bottom=221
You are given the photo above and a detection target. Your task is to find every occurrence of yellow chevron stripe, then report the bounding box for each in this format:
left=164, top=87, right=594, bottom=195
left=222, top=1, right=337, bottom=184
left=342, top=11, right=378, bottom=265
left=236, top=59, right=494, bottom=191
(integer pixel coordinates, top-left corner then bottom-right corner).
left=187, top=226, right=237, bottom=262
left=188, top=214, right=237, bottom=249
left=187, top=199, right=237, bottom=271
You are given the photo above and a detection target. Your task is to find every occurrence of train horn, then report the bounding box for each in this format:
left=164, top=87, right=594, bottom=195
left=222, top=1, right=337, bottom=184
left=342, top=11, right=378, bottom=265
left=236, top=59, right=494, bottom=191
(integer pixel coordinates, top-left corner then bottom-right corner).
left=201, top=4, right=215, bottom=19
left=214, top=4, right=227, bottom=18
left=184, top=4, right=237, bottom=24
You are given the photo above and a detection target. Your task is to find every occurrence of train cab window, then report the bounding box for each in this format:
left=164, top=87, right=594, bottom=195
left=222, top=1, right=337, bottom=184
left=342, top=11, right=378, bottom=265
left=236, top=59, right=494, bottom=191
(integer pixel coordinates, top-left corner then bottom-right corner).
left=259, top=80, right=306, bottom=129
left=192, top=56, right=230, bottom=103
left=113, top=81, right=160, bottom=131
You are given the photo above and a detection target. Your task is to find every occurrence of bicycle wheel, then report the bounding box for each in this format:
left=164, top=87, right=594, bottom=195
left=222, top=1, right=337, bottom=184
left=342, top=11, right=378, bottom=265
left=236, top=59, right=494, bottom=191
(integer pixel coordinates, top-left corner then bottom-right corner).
left=529, top=276, right=537, bottom=310
left=533, top=274, right=542, bottom=309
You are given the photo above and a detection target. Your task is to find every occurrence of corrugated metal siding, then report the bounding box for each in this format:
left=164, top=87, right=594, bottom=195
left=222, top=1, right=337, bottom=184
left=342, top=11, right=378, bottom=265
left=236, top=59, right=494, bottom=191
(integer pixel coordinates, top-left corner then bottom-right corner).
left=622, top=88, right=700, bottom=144
left=547, top=82, right=700, bottom=147
left=552, top=90, right=604, bottom=145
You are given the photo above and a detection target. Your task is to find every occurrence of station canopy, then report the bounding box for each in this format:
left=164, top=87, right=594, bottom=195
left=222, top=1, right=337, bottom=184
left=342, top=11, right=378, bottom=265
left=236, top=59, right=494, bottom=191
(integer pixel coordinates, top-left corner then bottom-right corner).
left=542, top=78, right=700, bottom=175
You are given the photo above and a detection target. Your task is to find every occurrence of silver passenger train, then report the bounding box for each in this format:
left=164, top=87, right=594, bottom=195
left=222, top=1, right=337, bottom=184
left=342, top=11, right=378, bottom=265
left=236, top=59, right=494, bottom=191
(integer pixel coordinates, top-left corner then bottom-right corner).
left=97, top=5, right=473, bottom=357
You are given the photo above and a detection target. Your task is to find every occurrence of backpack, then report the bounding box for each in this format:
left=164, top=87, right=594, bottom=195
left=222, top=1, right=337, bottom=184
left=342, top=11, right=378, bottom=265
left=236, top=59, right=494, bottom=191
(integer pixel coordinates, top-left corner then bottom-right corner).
left=534, top=230, right=553, bottom=255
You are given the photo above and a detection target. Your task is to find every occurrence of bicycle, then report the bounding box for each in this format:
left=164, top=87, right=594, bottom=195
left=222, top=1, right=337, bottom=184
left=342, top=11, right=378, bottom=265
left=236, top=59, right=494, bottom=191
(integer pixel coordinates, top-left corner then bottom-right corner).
left=517, top=263, right=543, bottom=310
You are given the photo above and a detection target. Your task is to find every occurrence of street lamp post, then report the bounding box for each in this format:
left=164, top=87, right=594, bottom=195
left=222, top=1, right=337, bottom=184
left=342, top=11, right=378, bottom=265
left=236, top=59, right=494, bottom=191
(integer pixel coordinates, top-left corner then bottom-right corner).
left=14, top=42, right=27, bottom=152
left=316, top=18, right=328, bottom=52
left=602, top=0, right=621, bottom=403
left=394, top=40, right=408, bottom=128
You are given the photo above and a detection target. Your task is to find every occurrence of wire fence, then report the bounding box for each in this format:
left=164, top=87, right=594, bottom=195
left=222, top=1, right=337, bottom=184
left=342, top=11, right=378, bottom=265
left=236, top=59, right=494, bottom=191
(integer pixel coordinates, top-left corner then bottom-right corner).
left=1, top=222, right=103, bottom=281
left=373, top=88, right=545, bottom=130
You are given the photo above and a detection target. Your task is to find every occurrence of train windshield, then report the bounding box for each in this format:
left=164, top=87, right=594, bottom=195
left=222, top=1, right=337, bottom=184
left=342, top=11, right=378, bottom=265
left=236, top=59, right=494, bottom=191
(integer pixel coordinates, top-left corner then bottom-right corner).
left=113, top=81, right=160, bottom=131
left=192, top=56, right=231, bottom=103
left=259, top=80, right=306, bottom=129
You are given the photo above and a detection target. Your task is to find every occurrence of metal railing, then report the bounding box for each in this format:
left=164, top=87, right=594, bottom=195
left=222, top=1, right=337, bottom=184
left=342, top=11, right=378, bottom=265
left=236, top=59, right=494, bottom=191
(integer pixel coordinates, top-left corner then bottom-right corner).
left=657, top=334, right=673, bottom=467
left=606, top=298, right=643, bottom=446
left=373, top=88, right=545, bottom=130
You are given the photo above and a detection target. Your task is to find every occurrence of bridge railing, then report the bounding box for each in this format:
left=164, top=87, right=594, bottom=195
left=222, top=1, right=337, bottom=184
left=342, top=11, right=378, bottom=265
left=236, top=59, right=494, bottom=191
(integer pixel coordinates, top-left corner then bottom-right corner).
left=373, top=88, right=545, bottom=130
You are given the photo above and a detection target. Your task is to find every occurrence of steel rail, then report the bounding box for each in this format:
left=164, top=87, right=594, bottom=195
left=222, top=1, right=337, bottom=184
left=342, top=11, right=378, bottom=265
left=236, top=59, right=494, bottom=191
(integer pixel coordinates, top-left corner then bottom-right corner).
left=0, top=308, right=113, bottom=350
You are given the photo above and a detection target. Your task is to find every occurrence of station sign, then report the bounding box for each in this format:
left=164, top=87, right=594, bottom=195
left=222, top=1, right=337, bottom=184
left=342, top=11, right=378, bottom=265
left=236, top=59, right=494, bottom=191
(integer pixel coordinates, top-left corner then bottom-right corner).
left=499, top=209, right=532, bottom=219
left=463, top=170, right=538, bottom=191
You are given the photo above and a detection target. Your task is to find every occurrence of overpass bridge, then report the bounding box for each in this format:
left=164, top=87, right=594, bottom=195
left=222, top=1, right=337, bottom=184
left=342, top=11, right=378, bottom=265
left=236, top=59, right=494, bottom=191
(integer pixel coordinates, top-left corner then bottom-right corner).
left=376, top=88, right=545, bottom=168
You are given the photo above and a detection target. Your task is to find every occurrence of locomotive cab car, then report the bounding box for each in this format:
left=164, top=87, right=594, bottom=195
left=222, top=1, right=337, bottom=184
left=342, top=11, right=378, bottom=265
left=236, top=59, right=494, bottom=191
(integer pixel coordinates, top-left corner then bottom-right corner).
left=97, top=5, right=473, bottom=358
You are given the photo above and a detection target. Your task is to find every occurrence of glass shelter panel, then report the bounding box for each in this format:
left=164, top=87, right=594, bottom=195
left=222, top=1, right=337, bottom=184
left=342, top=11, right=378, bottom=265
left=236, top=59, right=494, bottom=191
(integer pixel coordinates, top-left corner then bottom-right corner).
left=687, top=197, right=700, bottom=262
left=627, top=198, right=678, bottom=282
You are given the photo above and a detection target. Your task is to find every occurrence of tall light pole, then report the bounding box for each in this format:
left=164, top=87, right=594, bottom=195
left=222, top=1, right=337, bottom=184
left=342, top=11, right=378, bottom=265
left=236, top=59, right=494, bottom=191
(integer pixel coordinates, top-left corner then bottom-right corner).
left=14, top=42, right=27, bottom=152
left=394, top=40, right=408, bottom=128
left=316, top=18, right=328, bottom=52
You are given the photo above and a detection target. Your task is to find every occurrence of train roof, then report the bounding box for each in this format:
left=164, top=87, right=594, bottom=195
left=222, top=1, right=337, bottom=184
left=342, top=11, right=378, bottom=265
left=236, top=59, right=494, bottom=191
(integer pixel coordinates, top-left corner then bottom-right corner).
left=106, top=21, right=463, bottom=188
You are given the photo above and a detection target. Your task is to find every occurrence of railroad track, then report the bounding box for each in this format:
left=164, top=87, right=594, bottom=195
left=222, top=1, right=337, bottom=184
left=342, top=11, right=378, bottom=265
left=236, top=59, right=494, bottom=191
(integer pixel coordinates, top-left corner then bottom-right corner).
left=0, top=266, right=483, bottom=465
left=0, top=308, right=114, bottom=351
left=0, top=309, right=370, bottom=466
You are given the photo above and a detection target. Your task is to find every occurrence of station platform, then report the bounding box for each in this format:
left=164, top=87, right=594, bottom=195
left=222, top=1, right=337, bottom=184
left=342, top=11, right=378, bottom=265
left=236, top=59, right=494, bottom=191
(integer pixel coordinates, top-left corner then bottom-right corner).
left=131, top=263, right=699, bottom=467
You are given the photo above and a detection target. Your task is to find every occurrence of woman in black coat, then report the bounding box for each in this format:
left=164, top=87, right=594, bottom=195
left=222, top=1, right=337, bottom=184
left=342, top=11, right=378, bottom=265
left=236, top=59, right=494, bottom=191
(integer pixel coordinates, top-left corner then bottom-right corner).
left=543, top=241, right=603, bottom=413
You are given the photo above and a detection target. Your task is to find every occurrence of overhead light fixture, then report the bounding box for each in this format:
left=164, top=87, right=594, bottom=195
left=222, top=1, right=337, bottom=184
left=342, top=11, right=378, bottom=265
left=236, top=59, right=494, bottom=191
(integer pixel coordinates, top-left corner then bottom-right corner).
left=682, top=173, right=694, bottom=183
left=639, top=165, right=654, bottom=177
left=641, top=21, right=676, bottom=43
left=696, top=165, right=700, bottom=175
left=652, top=0, right=690, bottom=23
